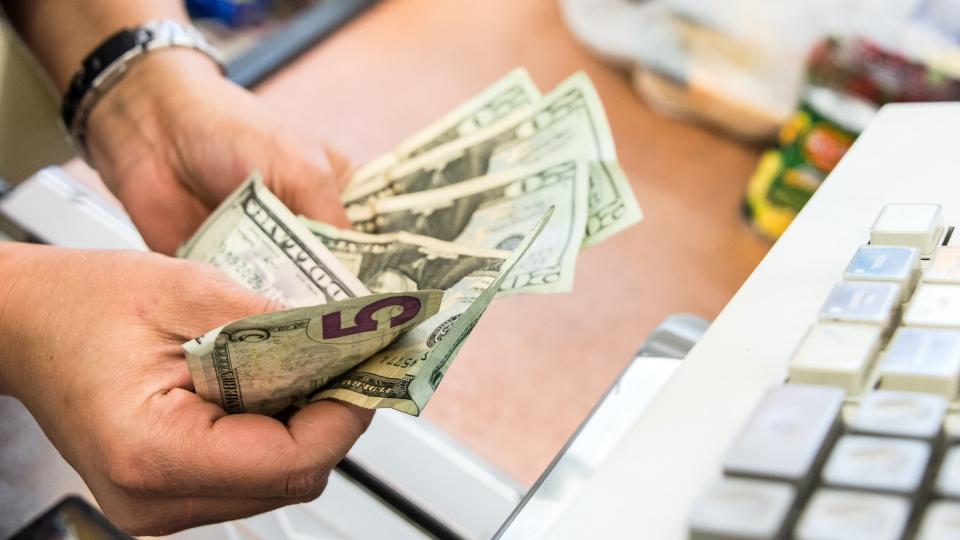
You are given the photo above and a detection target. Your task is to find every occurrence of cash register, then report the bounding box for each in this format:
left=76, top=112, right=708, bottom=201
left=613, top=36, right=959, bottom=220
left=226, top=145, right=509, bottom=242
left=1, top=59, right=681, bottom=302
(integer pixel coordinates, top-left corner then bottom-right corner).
left=498, top=103, right=960, bottom=539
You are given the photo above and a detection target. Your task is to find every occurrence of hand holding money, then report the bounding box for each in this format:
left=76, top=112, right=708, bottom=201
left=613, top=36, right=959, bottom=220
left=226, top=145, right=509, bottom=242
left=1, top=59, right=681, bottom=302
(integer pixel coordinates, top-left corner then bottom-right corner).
left=84, top=48, right=351, bottom=256
left=178, top=172, right=369, bottom=307
left=186, top=290, right=444, bottom=415
left=180, top=68, right=642, bottom=417
left=0, top=243, right=372, bottom=534
left=180, top=173, right=551, bottom=415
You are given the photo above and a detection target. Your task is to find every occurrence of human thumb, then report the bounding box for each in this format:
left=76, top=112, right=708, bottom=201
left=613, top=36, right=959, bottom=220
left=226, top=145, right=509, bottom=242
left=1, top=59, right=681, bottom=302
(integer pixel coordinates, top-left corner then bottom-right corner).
left=264, top=144, right=352, bottom=229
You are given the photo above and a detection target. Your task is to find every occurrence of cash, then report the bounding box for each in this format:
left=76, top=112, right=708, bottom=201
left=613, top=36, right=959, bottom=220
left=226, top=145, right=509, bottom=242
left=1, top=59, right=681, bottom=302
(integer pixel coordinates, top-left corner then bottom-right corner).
left=183, top=208, right=550, bottom=415
left=178, top=173, right=369, bottom=308
left=310, top=209, right=551, bottom=414
left=303, top=220, right=511, bottom=294
left=180, top=68, right=643, bottom=417
left=185, top=291, right=443, bottom=415
left=349, top=67, right=541, bottom=190
left=345, top=160, right=588, bottom=294
left=342, top=72, right=642, bottom=247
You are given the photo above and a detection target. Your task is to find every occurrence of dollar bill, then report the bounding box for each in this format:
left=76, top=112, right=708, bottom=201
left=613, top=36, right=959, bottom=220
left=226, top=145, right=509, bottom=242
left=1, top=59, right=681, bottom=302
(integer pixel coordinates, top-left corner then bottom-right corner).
left=302, top=220, right=512, bottom=294
left=312, top=208, right=553, bottom=415
left=178, top=172, right=369, bottom=308
left=347, top=67, right=541, bottom=192
left=185, top=291, right=443, bottom=415
left=342, top=72, right=642, bottom=246
left=347, top=160, right=587, bottom=294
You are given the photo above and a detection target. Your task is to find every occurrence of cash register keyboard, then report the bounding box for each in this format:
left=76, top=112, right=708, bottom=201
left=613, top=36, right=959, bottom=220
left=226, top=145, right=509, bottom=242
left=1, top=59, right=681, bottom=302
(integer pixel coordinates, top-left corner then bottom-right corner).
left=688, top=204, right=960, bottom=540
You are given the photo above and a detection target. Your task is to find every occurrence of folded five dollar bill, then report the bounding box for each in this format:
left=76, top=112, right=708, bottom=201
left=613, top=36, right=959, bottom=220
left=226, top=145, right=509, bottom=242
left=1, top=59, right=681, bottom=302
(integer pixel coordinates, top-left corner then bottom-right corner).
left=185, top=291, right=443, bottom=415
left=310, top=207, right=553, bottom=414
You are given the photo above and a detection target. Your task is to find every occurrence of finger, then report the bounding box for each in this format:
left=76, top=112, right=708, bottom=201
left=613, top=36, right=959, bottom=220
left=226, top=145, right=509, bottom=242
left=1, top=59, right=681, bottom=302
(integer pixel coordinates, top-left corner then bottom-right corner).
left=265, top=149, right=351, bottom=229
left=155, top=262, right=283, bottom=343
left=323, top=145, right=354, bottom=192
left=287, top=398, right=375, bottom=465
left=101, top=492, right=320, bottom=536
left=114, top=171, right=210, bottom=256
left=139, top=389, right=371, bottom=499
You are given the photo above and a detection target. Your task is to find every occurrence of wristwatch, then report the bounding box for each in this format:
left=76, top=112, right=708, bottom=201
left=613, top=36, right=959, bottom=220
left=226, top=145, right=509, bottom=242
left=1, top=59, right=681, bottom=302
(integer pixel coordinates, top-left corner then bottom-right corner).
left=60, top=19, right=225, bottom=159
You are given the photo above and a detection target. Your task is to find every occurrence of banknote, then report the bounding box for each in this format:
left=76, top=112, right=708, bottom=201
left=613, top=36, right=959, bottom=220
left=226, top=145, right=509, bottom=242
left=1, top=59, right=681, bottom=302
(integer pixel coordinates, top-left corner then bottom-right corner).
left=342, top=72, right=642, bottom=246
left=302, top=220, right=511, bottom=294
left=348, top=67, right=541, bottom=191
left=347, top=160, right=587, bottom=294
left=312, top=208, right=553, bottom=415
left=178, top=172, right=369, bottom=308
left=185, top=291, right=443, bottom=415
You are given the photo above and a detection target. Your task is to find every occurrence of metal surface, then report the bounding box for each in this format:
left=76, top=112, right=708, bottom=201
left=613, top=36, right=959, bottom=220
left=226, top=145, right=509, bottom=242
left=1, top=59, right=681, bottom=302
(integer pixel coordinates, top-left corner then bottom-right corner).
left=634, top=313, right=711, bottom=359
left=495, top=356, right=681, bottom=539
left=495, top=315, right=707, bottom=538
left=348, top=410, right=522, bottom=540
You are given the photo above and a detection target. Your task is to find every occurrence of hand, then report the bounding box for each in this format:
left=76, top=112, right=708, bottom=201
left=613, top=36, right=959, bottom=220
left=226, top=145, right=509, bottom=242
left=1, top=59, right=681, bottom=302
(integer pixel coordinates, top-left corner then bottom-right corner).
left=84, top=49, right=352, bottom=255
left=0, top=244, right=372, bottom=535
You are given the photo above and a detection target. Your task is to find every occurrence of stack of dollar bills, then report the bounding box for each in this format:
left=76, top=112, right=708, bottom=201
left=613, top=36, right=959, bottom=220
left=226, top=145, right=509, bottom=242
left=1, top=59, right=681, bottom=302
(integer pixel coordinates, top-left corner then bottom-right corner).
left=178, top=68, right=642, bottom=417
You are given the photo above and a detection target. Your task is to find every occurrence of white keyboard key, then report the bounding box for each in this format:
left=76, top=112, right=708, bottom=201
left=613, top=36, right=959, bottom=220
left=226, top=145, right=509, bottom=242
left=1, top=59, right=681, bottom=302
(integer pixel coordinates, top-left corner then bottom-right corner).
left=794, top=489, right=910, bottom=540
left=789, top=323, right=882, bottom=393
left=723, top=385, right=844, bottom=484
left=944, top=414, right=960, bottom=439
left=871, top=203, right=943, bottom=256
left=917, top=501, right=960, bottom=540
left=935, top=446, right=960, bottom=498
left=904, top=284, right=960, bottom=329
left=844, top=245, right=919, bottom=291
left=926, top=246, right=960, bottom=284
left=818, top=281, right=901, bottom=326
left=879, top=327, right=960, bottom=398
left=821, top=435, right=930, bottom=495
left=848, top=391, right=946, bottom=440
left=688, top=477, right=795, bottom=540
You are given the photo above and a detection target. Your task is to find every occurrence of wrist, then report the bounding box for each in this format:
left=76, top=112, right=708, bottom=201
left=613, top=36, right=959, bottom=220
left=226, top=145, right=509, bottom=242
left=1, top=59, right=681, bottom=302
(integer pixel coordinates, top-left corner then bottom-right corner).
left=84, top=48, right=225, bottom=191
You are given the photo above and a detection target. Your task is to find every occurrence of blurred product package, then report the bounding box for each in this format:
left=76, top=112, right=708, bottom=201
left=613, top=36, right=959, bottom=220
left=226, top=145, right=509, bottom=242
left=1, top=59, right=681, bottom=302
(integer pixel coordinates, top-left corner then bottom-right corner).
left=807, top=37, right=960, bottom=104
left=560, top=0, right=960, bottom=240
left=744, top=87, right=874, bottom=239
left=746, top=36, right=960, bottom=240
left=560, top=0, right=960, bottom=140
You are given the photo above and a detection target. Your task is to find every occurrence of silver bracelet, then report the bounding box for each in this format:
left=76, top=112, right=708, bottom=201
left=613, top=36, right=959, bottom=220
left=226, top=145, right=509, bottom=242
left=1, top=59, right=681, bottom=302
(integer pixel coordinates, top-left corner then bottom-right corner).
left=62, top=19, right=225, bottom=161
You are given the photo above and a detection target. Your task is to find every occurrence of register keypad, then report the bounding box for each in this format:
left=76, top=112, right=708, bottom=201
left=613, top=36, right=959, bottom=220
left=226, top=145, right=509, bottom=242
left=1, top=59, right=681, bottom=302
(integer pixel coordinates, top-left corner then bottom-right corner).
left=689, top=204, right=960, bottom=539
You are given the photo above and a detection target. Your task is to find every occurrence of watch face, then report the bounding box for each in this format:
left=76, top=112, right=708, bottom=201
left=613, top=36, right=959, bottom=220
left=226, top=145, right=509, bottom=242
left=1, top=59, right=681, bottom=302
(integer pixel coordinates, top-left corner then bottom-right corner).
left=9, top=496, right=131, bottom=540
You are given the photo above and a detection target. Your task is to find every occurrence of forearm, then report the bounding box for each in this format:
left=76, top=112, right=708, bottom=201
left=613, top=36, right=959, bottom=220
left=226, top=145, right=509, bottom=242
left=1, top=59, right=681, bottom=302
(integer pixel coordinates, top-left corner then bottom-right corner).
left=0, top=242, right=45, bottom=397
left=1, top=0, right=191, bottom=92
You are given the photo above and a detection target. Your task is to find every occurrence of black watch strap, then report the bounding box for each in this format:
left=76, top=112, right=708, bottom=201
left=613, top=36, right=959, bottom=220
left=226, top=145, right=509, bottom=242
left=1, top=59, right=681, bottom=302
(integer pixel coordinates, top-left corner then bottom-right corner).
left=60, top=27, right=150, bottom=132
left=58, top=20, right=223, bottom=161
